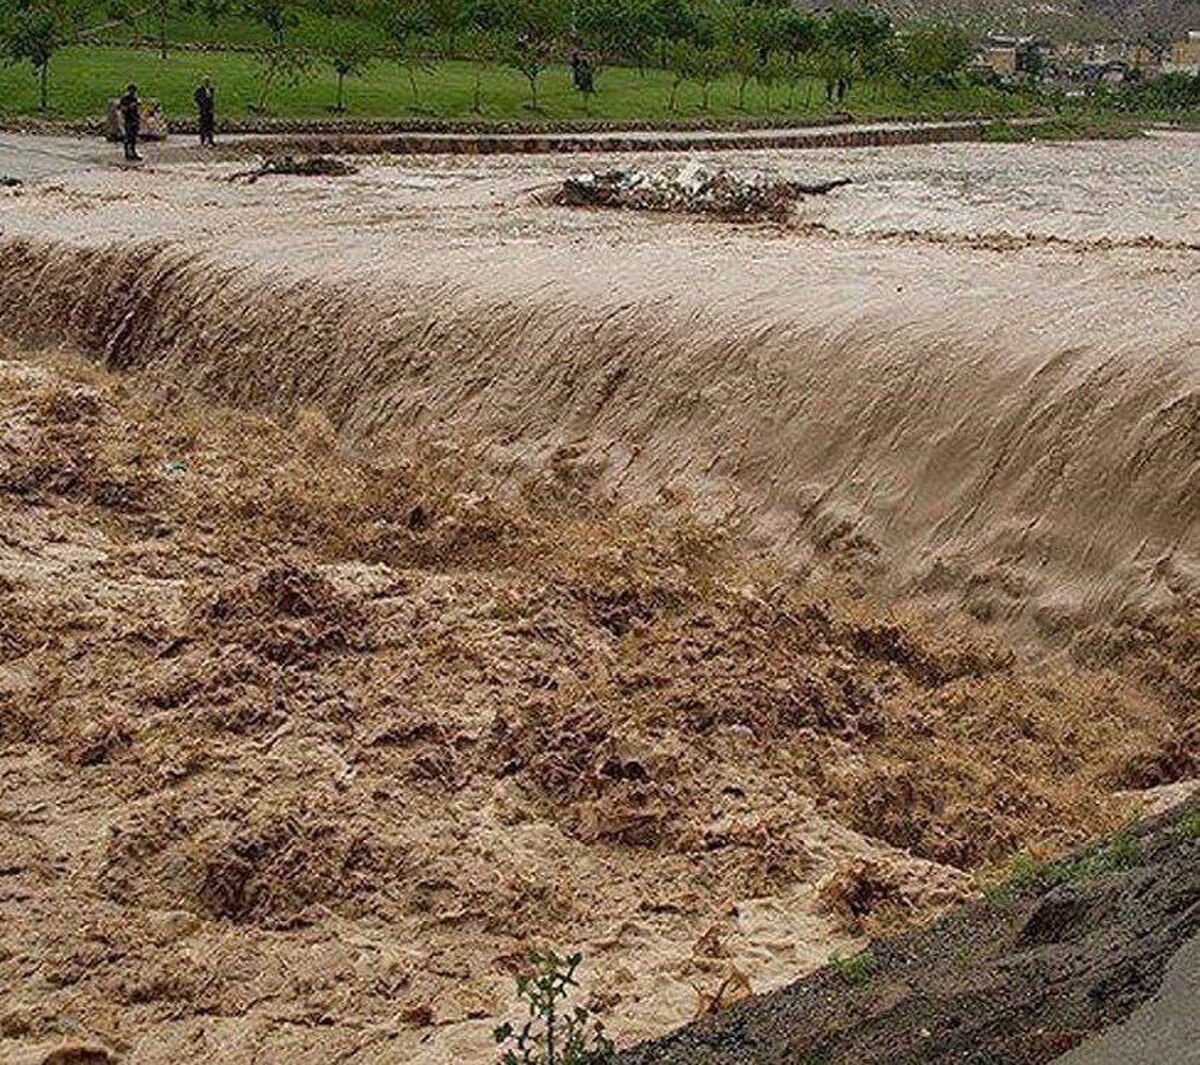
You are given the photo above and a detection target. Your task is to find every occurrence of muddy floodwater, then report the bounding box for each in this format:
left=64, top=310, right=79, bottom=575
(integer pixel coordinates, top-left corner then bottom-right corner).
left=0, top=131, right=1196, bottom=1064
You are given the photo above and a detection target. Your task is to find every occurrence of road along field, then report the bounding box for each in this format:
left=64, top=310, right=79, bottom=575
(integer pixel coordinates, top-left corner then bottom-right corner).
left=0, top=131, right=1197, bottom=1063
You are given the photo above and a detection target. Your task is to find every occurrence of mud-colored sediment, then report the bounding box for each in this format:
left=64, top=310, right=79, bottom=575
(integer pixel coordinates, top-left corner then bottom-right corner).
left=0, top=132, right=1197, bottom=1063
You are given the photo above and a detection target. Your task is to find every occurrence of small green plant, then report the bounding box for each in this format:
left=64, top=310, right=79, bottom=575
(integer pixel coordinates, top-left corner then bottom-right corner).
left=494, top=950, right=615, bottom=1065
left=1176, top=810, right=1200, bottom=840
left=828, top=949, right=875, bottom=986
left=985, top=828, right=1146, bottom=905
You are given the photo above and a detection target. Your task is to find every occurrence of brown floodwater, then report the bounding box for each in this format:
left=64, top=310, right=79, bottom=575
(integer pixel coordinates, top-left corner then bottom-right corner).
left=0, top=131, right=1196, bottom=1064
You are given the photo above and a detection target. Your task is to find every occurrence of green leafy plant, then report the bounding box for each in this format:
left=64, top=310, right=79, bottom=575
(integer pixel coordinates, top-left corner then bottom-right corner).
left=494, top=950, right=615, bottom=1065
left=501, top=0, right=568, bottom=110
left=829, top=948, right=875, bottom=986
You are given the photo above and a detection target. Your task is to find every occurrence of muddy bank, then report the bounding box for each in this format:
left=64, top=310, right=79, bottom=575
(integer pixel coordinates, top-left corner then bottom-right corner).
left=620, top=798, right=1200, bottom=1064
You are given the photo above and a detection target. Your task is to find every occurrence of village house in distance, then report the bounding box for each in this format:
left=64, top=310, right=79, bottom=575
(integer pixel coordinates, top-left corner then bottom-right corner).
left=978, top=27, right=1200, bottom=87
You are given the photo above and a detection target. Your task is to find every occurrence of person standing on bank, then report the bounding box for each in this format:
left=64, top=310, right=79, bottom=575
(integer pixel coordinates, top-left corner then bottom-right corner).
left=118, top=83, right=142, bottom=161
left=194, top=76, right=216, bottom=147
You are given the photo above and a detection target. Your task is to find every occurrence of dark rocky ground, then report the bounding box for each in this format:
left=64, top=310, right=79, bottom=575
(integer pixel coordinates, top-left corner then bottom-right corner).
left=620, top=796, right=1200, bottom=1065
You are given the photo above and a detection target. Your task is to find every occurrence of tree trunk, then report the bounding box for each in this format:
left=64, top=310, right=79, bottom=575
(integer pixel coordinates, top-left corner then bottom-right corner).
left=159, top=13, right=168, bottom=59
left=337, top=70, right=345, bottom=112
left=39, top=61, right=48, bottom=111
left=473, top=65, right=483, bottom=112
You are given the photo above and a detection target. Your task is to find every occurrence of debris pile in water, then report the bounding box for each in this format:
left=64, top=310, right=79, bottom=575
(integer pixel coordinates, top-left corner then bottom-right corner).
left=555, top=162, right=850, bottom=221
left=228, top=155, right=358, bottom=184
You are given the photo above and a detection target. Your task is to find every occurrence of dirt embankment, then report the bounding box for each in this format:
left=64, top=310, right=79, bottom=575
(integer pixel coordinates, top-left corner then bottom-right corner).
left=0, top=345, right=1193, bottom=1063
left=621, top=799, right=1200, bottom=1065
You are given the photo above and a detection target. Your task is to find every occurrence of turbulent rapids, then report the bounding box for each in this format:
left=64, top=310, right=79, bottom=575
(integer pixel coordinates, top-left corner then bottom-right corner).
left=0, top=132, right=1197, bottom=1064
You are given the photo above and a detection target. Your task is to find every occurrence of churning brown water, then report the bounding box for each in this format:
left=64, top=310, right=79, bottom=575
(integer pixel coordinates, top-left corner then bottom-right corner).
left=0, top=132, right=1196, bottom=1063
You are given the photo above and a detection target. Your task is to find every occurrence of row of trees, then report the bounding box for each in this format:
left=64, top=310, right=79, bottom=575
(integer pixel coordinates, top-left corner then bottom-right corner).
left=3, top=0, right=980, bottom=113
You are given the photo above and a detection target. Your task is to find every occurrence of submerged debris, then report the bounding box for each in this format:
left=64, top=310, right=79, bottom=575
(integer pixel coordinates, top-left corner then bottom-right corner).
left=228, top=155, right=358, bottom=184
left=1, top=175, right=22, bottom=188
left=555, top=162, right=850, bottom=222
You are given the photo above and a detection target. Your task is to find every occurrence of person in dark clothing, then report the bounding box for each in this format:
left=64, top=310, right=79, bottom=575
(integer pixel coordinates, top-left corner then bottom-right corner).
left=570, top=52, right=594, bottom=95
left=194, top=76, right=216, bottom=147
left=118, top=83, right=141, bottom=161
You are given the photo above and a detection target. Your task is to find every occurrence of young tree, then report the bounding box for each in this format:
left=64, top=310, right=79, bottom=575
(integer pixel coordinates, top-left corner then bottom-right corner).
left=650, top=0, right=694, bottom=68
left=820, top=7, right=892, bottom=102
left=459, top=0, right=510, bottom=112
left=757, top=48, right=787, bottom=110
left=666, top=37, right=689, bottom=110
left=252, top=43, right=310, bottom=110
left=720, top=1, right=777, bottom=111
left=458, top=23, right=492, bottom=111
left=782, top=46, right=810, bottom=109
left=147, top=0, right=174, bottom=58
left=669, top=36, right=721, bottom=110
left=1, top=0, right=83, bottom=112
left=242, top=0, right=298, bottom=45
left=375, top=0, right=445, bottom=109
left=577, top=0, right=655, bottom=76
left=502, top=0, right=567, bottom=110
left=901, top=21, right=972, bottom=87
left=326, top=23, right=373, bottom=111
left=179, top=0, right=233, bottom=36
left=106, top=0, right=176, bottom=59
left=775, top=6, right=817, bottom=61
left=813, top=35, right=851, bottom=104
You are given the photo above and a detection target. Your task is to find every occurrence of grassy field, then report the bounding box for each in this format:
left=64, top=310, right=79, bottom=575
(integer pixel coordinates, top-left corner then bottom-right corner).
left=0, top=46, right=1035, bottom=125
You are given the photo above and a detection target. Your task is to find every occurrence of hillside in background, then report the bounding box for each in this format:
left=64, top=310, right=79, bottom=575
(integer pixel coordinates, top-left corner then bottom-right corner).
left=801, top=0, right=1200, bottom=39
left=73, top=0, right=1200, bottom=52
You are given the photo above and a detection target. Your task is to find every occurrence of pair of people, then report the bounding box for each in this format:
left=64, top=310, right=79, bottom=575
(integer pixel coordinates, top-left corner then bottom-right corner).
left=116, top=77, right=215, bottom=163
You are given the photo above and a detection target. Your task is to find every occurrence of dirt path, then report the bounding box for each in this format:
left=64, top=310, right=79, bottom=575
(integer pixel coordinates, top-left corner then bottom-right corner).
left=0, top=117, right=1042, bottom=175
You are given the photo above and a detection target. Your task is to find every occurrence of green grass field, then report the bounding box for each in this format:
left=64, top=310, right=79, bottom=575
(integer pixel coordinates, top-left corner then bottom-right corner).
left=0, top=45, right=1035, bottom=125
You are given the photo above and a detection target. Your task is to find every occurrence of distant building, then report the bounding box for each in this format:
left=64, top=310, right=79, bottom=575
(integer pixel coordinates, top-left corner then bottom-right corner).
left=1164, top=31, right=1200, bottom=74
left=976, top=35, right=1055, bottom=81
left=1086, top=41, right=1129, bottom=64
left=1127, top=43, right=1162, bottom=79
left=981, top=46, right=1017, bottom=77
